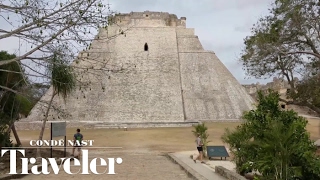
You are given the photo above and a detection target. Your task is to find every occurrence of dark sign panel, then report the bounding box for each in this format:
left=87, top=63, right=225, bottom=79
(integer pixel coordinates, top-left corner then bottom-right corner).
left=206, top=146, right=229, bottom=160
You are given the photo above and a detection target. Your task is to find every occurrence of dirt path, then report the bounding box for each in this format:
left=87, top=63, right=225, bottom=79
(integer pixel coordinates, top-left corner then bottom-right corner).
left=22, top=150, right=193, bottom=180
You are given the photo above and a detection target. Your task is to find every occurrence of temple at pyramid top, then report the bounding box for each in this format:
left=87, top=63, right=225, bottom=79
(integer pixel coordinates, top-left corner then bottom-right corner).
left=111, top=11, right=187, bottom=27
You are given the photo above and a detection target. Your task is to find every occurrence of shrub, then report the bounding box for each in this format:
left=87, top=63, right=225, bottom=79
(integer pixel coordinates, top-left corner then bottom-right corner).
left=192, top=122, right=210, bottom=157
left=222, top=90, right=320, bottom=179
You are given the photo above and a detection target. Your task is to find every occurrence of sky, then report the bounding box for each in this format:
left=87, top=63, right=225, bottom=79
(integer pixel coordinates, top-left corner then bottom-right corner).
left=0, top=0, right=275, bottom=85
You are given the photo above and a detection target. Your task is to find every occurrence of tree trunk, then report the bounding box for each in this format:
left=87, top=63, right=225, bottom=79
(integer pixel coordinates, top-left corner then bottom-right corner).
left=36, top=90, right=56, bottom=157
left=11, top=124, right=21, bottom=146
left=5, top=118, right=21, bottom=147
left=6, top=121, right=14, bottom=134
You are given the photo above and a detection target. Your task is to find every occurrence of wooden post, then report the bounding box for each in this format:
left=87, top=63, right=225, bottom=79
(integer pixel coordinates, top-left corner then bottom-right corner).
left=50, top=122, right=53, bottom=158
left=64, top=135, right=66, bottom=157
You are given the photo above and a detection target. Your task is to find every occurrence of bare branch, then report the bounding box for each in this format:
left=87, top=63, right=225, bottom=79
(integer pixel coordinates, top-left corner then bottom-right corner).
left=286, top=51, right=320, bottom=59
left=0, top=85, right=20, bottom=95
left=0, top=0, right=81, bottom=40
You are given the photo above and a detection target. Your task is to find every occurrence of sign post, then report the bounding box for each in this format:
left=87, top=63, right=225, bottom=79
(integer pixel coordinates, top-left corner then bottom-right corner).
left=50, top=123, right=52, bottom=158
left=50, top=122, right=67, bottom=158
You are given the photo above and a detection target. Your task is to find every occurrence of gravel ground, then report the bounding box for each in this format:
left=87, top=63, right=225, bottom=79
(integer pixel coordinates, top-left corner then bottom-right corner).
left=22, top=150, right=193, bottom=180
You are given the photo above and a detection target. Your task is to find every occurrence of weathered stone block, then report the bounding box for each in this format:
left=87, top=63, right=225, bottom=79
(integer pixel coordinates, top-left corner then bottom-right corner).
left=215, top=166, right=247, bottom=180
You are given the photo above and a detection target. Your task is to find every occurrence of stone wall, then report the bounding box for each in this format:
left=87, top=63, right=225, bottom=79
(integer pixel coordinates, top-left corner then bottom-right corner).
left=112, top=11, right=186, bottom=27
left=242, top=77, right=299, bottom=96
left=215, top=166, right=247, bottom=180
left=14, top=121, right=200, bottom=130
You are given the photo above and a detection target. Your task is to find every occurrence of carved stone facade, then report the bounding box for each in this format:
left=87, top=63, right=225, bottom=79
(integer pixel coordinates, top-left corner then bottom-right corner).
left=20, top=11, right=254, bottom=127
left=242, top=77, right=299, bottom=96
left=111, top=11, right=187, bottom=28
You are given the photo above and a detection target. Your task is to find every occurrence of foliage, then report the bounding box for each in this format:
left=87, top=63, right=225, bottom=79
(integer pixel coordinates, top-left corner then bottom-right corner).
left=240, top=22, right=304, bottom=86
left=192, top=123, right=210, bottom=157
left=239, top=0, right=320, bottom=115
left=222, top=90, right=320, bottom=180
left=0, top=0, right=124, bottom=97
left=15, top=94, right=35, bottom=116
left=0, top=0, right=123, bottom=149
left=0, top=0, right=116, bottom=65
left=240, top=0, right=320, bottom=101
left=294, top=74, right=320, bottom=109
left=37, top=53, right=76, bottom=157
left=0, top=51, right=28, bottom=119
left=49, top=53, right=76, bottom=100
left=0, top=51, right=25, bottom=89
left=0, top=131, right=13, bottom=148
left=0, top=51, right=31, bottom=148
left=0, top=124, right=17, bottom=148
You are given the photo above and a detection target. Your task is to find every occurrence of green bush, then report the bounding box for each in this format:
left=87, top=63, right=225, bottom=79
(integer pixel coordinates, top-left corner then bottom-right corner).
left=0, top=121, right=14, bottom=148
left=192, top=122, right=210, bottom=157
left=0, top=132, right=14, bottom=148
left=222, top=89, right=320, bottom=179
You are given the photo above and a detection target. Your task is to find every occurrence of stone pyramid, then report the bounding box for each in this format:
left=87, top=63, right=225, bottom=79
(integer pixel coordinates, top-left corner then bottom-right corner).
left=23, top=11, right=254, bottom=126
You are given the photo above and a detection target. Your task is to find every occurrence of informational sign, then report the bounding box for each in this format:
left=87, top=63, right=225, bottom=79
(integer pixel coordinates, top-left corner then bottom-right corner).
left=206, top=146, right=229, bottom=160
left=51, top=122, right=66, bottom=137
left=50, top=122, right=67, bottom=158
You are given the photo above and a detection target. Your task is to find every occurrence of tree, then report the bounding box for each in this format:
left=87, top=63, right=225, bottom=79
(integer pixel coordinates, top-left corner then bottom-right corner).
left=0, top=51, right=25, bottom=93
left=36, top=53, right=75, bottom=157
left=222, top=90, right=320, bottom=179
left=294, top=73, right=320, bottom=113
left=252, top=120, right=305, bottom=179
left=0, top=51, right=29, bottom=148
left=240, top=20, right=304, bottom=92
left=241, top=0, right=320, bottom=68
left=192, top=123, right=210, bottom=157
left=0, top=0, right=126, bottom=94
left=240, top=0, right=320, bottom=113
left=0, top=0, right=129, bottom=149
left=271, top=0, right=320, bottom=58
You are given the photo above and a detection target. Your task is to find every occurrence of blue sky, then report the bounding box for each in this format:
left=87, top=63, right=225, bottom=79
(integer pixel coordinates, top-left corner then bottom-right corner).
left=0, top=0, right=275, bottom=84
